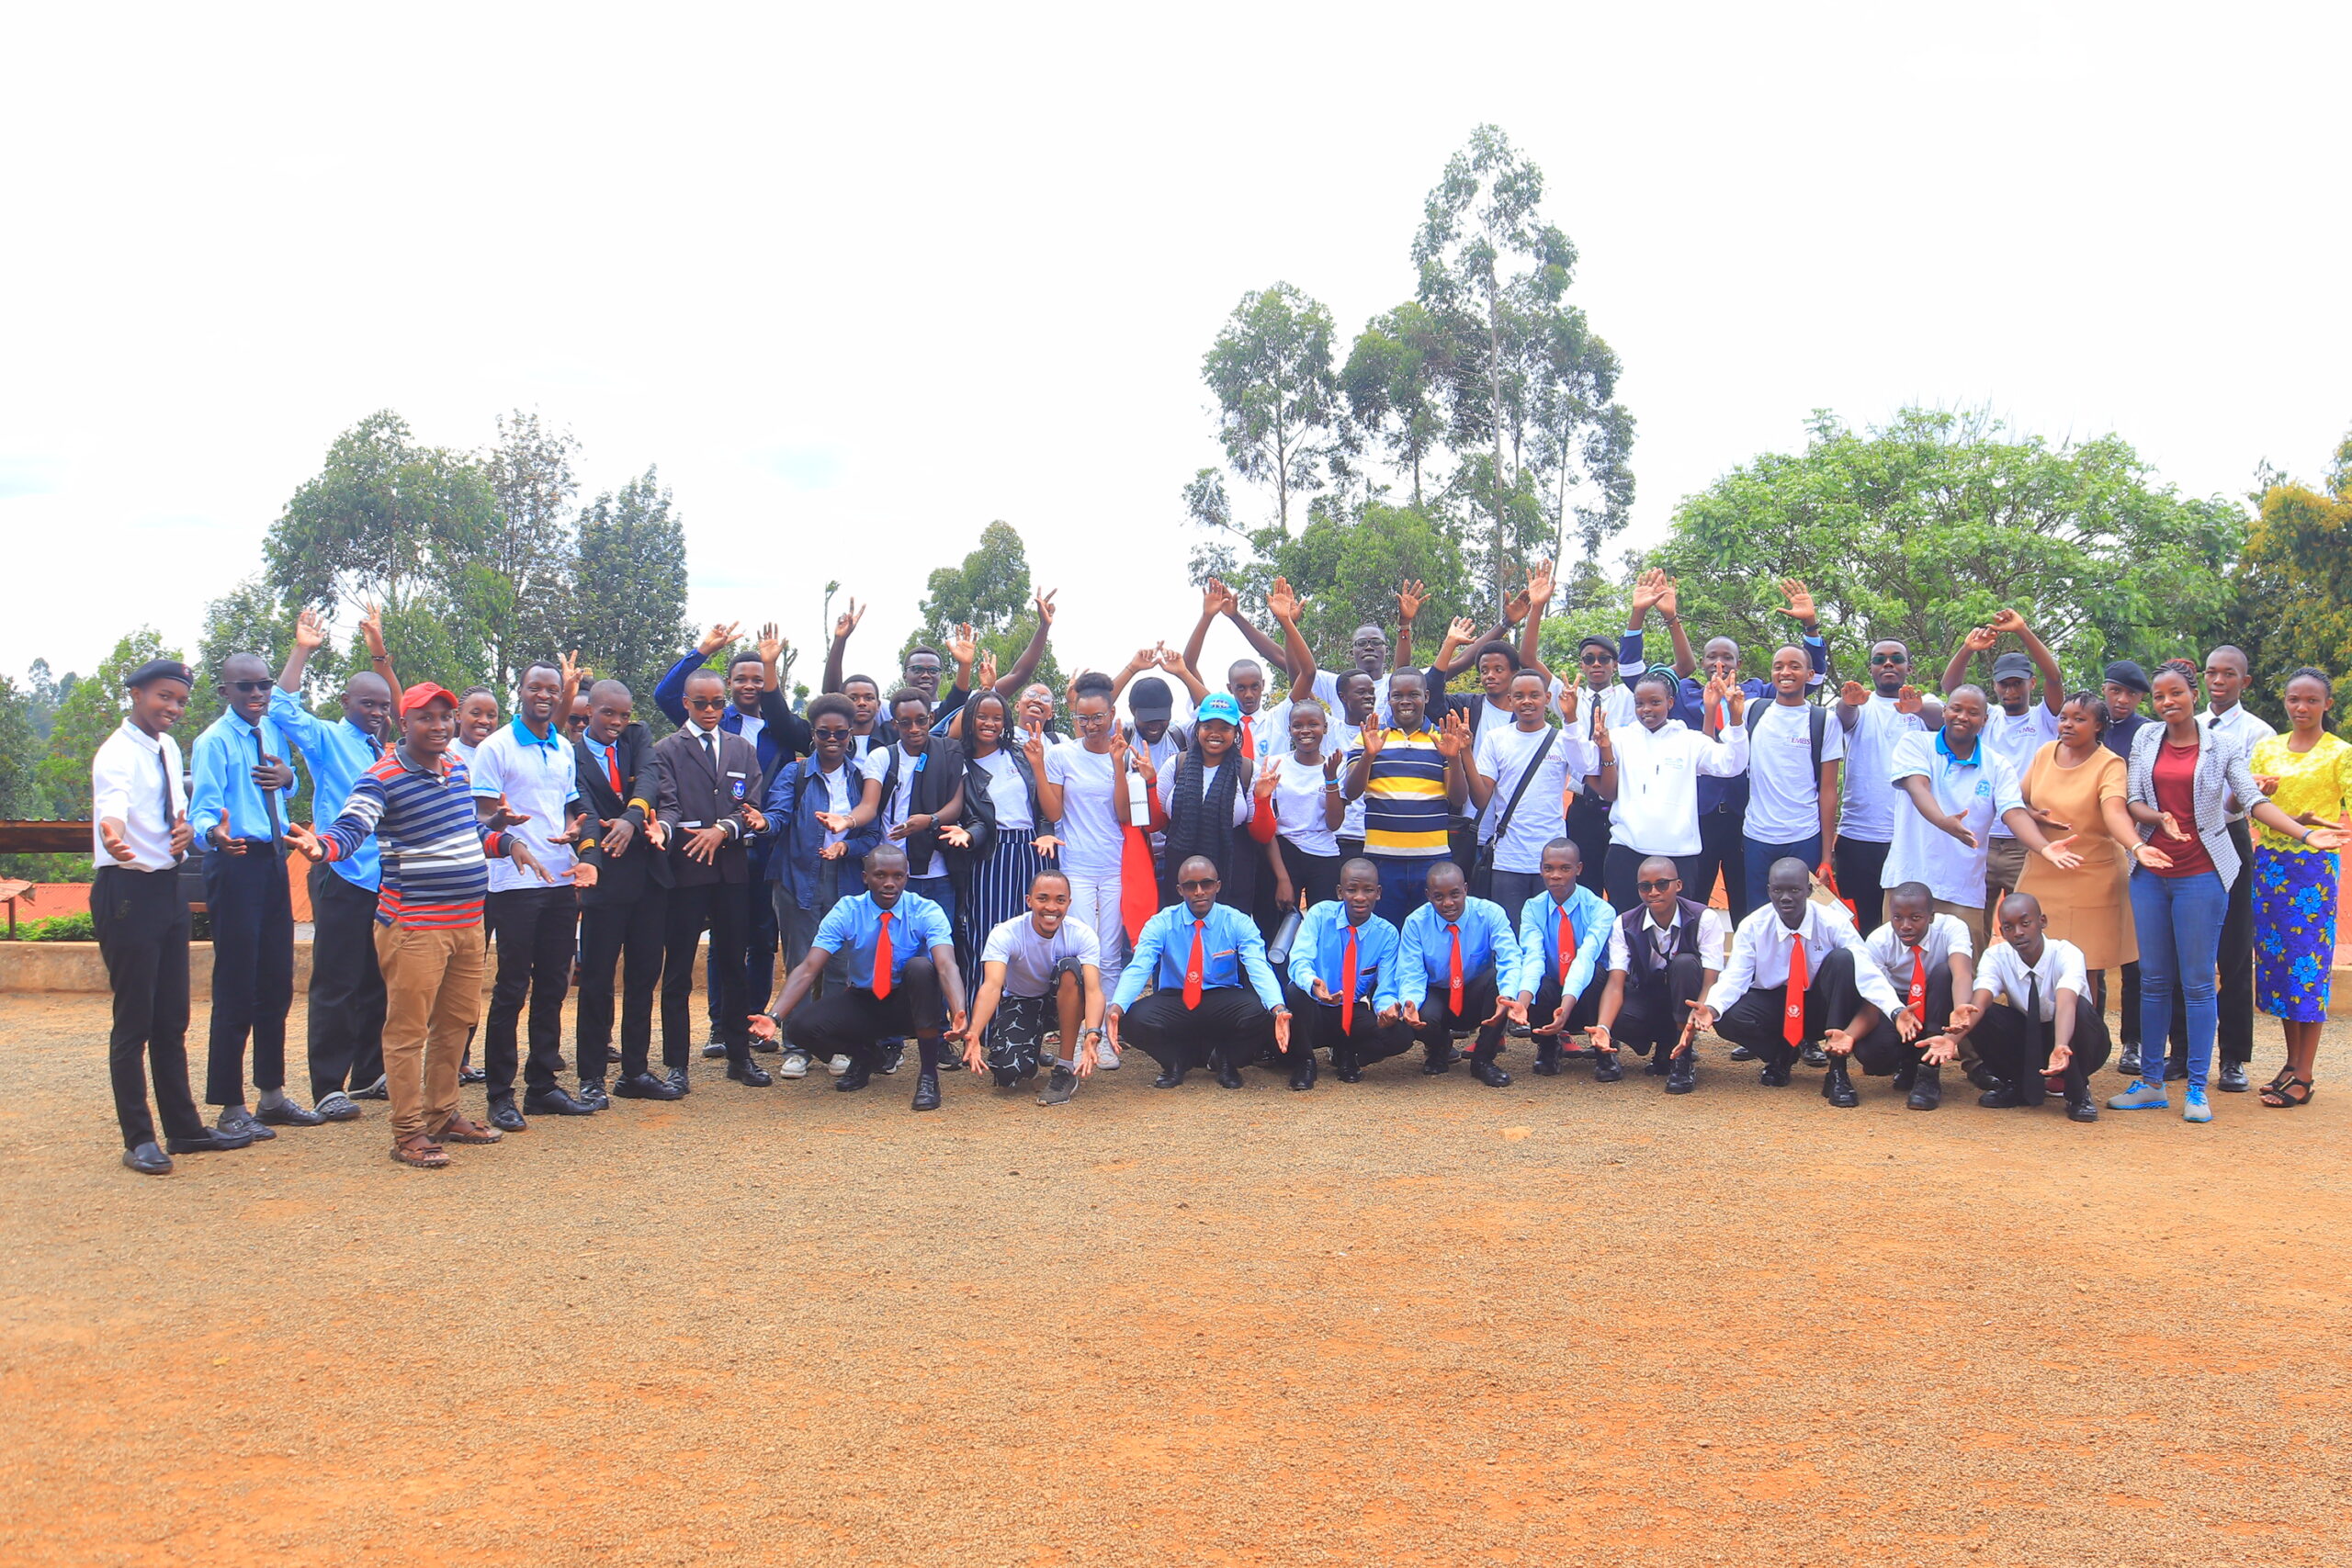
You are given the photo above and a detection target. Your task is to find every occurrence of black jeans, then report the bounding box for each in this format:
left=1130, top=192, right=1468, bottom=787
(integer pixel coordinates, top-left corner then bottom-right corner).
left=1690, top=803, right=1746, bottom=915
left=1974, top=994, right=2112, bottom=1100
left=786, top=956, right=947, bottom=1064
left=201, top=843, right=294, bottom=1105
left=306, top=863, right=386, bottom=1101
left=1851, top=965, right=1953, bottom=1076
left=578, top=886, right=668, bottom=1082
left=1611, top=952, right=1709, bottom=1056
left=1714, top=946, right=1868, bottom=1072
left=484, top=886, right=578, bottom=1099
left=1833, top=836, right=1894, bottom=940
left=1414, top=973, right=1507, bottom=1060
left=93, top=866, right=206, bottom=1147
left=1565, top=794, right=1612, bottom=895
left=1283, top=982, right=1414, bottom=1068
left=2168, top=820, right=2255, bottom=1067
left=1279, top=838, right=1342, bottom=918
left=1484, top=869, right=1544, bottom=922
left=1119, top=988, right=1275, bottom=1074
left=719, top=854, right=785, bottom=1026
left=665, top=881, right=750, bottom=1069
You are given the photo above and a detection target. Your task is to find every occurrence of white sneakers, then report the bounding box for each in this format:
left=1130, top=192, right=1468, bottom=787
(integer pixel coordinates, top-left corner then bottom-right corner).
left=1095, top=1042, right=1121, bottom=1070
left=779, top=1052, right=811, bottom=1079
left=826, top=1055, right=852, bottom=1077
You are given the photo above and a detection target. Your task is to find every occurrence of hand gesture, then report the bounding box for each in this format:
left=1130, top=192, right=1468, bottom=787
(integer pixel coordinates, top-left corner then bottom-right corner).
left=1962, top=626, right=1998, bottom=654
left=1989, top=608, right=2029, bottom=635
left=602, top=817, right=636, bottom=857
left=1584, top=1024, right=1613, bottom=1055
left=1895, top=684, right=1925, bottom=715
left=2027, top=806, right=2073, bottom=834
left=1356, top=725, right=1385, bottom=764
left=1894, top=1008, right=1921, bottom=1043
left=280, top=820, right=325, bottom=862
left=1395, top=579, right=1425, bottom=623
left=1685, top=1003, right=1717, bottom=1036
left=1434, top=709, right=1471, bottom=761
left=1631, top=568, right=1666, bottom=615
left=209, top=818, right=247, bottom=854
left=1947, top=1001, right=1981, bottom=1035
left=645, top=818, right=670, bottom=852
left=1777, top=578, right=1816, bottom=623
left=1272, top=1010, right=1292, bottom=1052
left=2130, top=841, right=2173, bottom=871
left=560, top=648, right=584, bottom=693
left=294, top=606, right=327, bottom=654
left=1309, top=977, right=1336, bottom=1005
left=2159, top=812, right=2189, bottom=842
left=684, top=825, right=729, bottom=864
left=739, top=806, right=768, bottom=835
left=251, top=751, right=292, bottom=791
left=1102, top=1008, right=1124, bottom=1055
left=483, top=795, right=531, bottom=831
left=1821, top=1026, right=1857, bottom=1057
left=1919, top=1033, right=1960, bottom=1066
left=568, top=862, right=599, bottom=889
left=166, top=812, right=194, bottom=858
left=813, top=810, right=854, bottom=834
left=697, top=621, right=741, bottom=658
left=1397, top=999, right=1423, bottom=1030
left=1839, top=679, right=1870, bottom=708
left=978, top=648, right=1000, bottom=690
left=1445, top=615, right=1478, bottom=649
left=1253, top=753, right=1281, bottom=797
left=831, top=600, right=865, bottom=643
left=1589, top=702, right=1611, bottom=750
left=961, top=1032, right=988, bottom=1076
left=1555, top=684, right=1579, bottom=727
left=938, top=823, right=972, bottom=850
left=1021, top=722, right=1047, bottom=770
left=2307, top=826, right=2348, bottom=852
left=1273, top=874, right=1295, bottom=913
left=750, top=1012, right=780, bottom=1043
left=359, top=602, right=389, bottom=659
left=1503, top=583, right=1532, bottom=626
left=509, top=840, right=550, bottom=882
left=2251, top=773, right=2280, bottom=796
left=758, top=622, right=786, bottom=666
left=1484, top=993, right=1526, bottom=1030
left=1203, top=579, right=1230, bottom=618
left=1655, top=572, right=1679, bottom=619
left=548, top=813, right=583, bottom=846
left=1524, top=558, right=1556, bottom=612
left=1031, top=832, right=1063, bottom=857
left=1154, top=644, right=1187, bottom=674
left=1265, top=576, right=1301, bottom=625
left=1943, top=820, right=1979, bottom=851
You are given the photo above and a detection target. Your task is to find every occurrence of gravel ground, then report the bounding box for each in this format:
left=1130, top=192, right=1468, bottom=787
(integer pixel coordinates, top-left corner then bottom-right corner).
left=4, top=989, right=2349, bottom=1566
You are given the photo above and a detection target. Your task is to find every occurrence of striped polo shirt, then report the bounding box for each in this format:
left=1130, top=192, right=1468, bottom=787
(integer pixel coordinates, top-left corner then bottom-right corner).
left=1354, top=726, right=1450, bottom=856
left=318, top=746, right=503, bottom=929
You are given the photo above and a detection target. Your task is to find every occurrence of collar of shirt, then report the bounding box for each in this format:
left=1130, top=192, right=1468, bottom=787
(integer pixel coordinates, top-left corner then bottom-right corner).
left=509, top=716, right=560, bottom=751
left=394, top=743, right=455, bottom=779
left=1643, top=907, right=1683, bottom=936
left=342, top=717, right=384, bottom=752
left=1934, top=729, right=1980, bottom=763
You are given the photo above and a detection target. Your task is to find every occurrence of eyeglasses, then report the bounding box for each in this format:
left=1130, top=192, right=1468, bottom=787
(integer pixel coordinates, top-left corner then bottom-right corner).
left=1636, top=879, right=1679, bottom=893
left=685, top=696, right=727, bottom=710
left=228, top=679, right=274, bottom=693
left=1868, top=652, right=1907, bottom=666
left=1177, top=878, right=1219, bottom=892
left=1073, top=710, right=1111, bottom=727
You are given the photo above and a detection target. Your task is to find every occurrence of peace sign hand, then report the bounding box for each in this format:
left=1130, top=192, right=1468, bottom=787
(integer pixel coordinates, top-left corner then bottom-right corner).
left=697, top=622, right=741, bottom=658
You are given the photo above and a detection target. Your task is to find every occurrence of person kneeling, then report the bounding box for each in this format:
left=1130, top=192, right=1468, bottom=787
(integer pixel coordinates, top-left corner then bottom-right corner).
left=1584, top=856, right=1727, bottom=1095
left=1283, top=858, right=1413, bottom=1089
left=1397, top=863, right=1524, bottom=1088
left=1106, top=856, right=1290, bottom=1089
left=1691, top=857, right=1899, bottom=1107
left=1932, top=891, right=2109, bottom=1123
left=751, top=845, right=968, bottom=1111
left=960, top=869, right=1107, bottom=1107
left=1853, top=881, right=1977, bottom=1111
left=1513, top=839, right=1618, bottom=1079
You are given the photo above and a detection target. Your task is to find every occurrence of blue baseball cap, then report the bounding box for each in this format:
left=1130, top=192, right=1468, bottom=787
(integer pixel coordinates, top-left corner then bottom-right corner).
left=1195, top=693, right=1243, bottom=728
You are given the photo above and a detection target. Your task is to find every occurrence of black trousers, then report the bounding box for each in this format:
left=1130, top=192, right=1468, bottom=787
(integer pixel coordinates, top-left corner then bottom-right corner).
left=305, top=863, right=386, bottom=1101
left=1714, top=946, right=1869, bottom=1071
left=1974, top=994, right=2112, bottom=1100
left=1283, top=982, right=1414, bottom=1067
left=1602, top=844, right=1709, bottom=915
left=720, top=855, right=784, bottom=1025
left=1528, top=964, right=1608, bottom=1040
left=1120, top=987, right=1275, bottom=1074
left=485, top=886, right=578, bottom=1098
left=1851, top=965, right=1953, bottom=1076
left=2167, top=820, right=2254, bottom=1067
left=201, top=843, right=294, bottom=1105
left=1278, top=838, right=1341, bottom=918
left=1414, top=973, right=1506, bottom=1059
left=1833, top=836, right=1894, bottom=940
left=786, top=957, right=946, bottom=1064
left=1690, top=803, right=1746, bottom=915
left=1611, top=953, right=1709, bottom=1055
left=578, top=886, right=668, bottom=1082
left=94, top=865, right=206, bottom=1148
left=2120, top=960, right=2142, bottom=1047
left=665, top=881, right=751, bottom=1068
left=1565, top=794, right=1612, bottom=895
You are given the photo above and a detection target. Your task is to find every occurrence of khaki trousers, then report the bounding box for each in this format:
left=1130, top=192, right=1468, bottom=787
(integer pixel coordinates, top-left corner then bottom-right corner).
left=375, top=922, right=486, bottom=1140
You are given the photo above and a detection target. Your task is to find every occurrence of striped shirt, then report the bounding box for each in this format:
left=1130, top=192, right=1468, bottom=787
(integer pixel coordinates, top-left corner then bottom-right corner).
left=318, top=746, right=503, bottom=929
left=1354, top=727, right=1451, bottom=857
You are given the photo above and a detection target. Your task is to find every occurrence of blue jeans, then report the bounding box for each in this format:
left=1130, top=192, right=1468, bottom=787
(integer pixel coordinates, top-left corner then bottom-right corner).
left=1739, top=833, right=1822, bottom=920
left=1368, top=855, right=1435, bottom=927
left=2130, top=866, right=2227, bottom=1089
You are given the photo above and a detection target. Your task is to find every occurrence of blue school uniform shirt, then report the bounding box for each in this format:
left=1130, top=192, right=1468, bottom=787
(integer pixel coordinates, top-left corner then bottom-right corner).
left=812, top=890, right=956, bottom=990
left=1113, top=901, right=1285, bottom=1011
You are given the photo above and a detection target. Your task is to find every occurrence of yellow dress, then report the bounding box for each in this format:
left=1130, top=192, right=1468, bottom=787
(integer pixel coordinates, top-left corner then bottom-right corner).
left=2015, top=742, right=2136, bottom=969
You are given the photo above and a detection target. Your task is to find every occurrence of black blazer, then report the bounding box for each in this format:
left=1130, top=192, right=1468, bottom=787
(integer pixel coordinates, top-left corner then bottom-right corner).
left=956, top=744, right=1042, bottom=865
left=572, top=723, right=671, bottom=906
left=869, top=737, right=965, bottom=879
left=653, top=726, right=765, bottom=887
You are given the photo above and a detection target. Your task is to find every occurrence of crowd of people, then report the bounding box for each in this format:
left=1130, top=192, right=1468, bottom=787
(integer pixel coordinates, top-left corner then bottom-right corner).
left=85, top=558, right=2351, bottom=1174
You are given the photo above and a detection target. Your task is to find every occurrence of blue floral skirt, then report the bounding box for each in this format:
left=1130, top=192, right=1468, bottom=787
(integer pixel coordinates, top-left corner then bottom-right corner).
left=2254, top=845, right=2339, bottom=1023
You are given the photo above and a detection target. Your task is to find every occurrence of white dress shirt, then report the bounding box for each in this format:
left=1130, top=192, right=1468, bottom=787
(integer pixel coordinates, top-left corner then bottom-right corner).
left=1606, top=718, right=1750, bottom=857
left=1974, top=937, right=2088, bottom=1020
left=2203, top=703, right=2277, bottom=823
left=90, top=720, right=186, bottom=872
left=1707, top=899, right=1900, bottom=1016
left=1862, top=913, right=1974, bottom=993
left=1605, top=903, right=1730, bottom=975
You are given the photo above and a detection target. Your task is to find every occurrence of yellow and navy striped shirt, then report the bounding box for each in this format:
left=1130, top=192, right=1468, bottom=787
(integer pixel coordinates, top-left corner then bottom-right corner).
left=1354, top=727, right=1451, bottom=856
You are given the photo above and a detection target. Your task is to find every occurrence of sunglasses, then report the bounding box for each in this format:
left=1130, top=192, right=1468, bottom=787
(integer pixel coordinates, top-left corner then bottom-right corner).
left=1636, top=878, right=1679, bottom=893
left=228, top=679, right=274, bottom=693
left=811, top=726, right=853, bottom=740
left=1579, top=652, right=1616, bottom=666
left=685, top=696, right=728, bottom=710
left=1868, top=652, right=1907, bottom=666
left=1177, top=878, right=1219, bottom=892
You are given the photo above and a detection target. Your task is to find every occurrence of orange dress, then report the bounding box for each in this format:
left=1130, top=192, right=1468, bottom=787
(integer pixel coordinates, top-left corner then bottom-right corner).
left=2015, top=742, right=2137, bottom=969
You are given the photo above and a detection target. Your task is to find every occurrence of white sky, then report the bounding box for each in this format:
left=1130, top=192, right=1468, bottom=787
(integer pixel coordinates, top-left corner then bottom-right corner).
left=5, top=1, right=2346, bottom=688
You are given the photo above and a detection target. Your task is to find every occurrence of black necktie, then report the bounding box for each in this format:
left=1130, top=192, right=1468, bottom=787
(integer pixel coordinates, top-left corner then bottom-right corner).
left=702, top=731, right=718, bottom=773
left=159, top=743, right=180, bottom=862
left=253, top=726, right=281, bottom=839
left=2024, top=967, right=2043, bottom=1087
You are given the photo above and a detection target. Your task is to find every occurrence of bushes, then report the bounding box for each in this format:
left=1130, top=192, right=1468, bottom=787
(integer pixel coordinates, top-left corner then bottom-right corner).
left=15, top=910, right=94, bottom=942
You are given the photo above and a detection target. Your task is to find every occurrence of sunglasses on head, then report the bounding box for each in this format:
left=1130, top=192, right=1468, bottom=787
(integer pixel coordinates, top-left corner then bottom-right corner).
left=1636, top=878, right=1679, bottom=894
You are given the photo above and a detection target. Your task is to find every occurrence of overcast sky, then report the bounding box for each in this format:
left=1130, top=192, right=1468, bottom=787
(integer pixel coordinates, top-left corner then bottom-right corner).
left=5, top=2, right=2346, bottom=689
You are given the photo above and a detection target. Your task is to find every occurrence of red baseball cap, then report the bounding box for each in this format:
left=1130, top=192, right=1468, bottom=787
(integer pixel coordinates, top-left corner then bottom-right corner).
left=400, top=682, right=460, bottom=716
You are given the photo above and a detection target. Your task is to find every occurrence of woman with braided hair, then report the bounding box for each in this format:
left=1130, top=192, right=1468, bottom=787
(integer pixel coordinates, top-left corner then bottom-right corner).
left=2247, top=667, right=2352, bottom=1107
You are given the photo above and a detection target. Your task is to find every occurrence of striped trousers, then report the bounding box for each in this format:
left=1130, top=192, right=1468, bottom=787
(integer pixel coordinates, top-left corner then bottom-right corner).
left=963, top=833, right=1054, bottom=973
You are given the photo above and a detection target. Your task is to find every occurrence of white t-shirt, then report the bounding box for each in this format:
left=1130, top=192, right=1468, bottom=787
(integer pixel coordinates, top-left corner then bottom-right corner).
left=810, top=759, right=855, bottom=848
left=980, top=913, right=1102, bottom=998
left=736, top=710, right=766, bottom=756
left=1975, top=936, right=2089, bottom=1020
left=1309, top=669, right=1395, bottom=729
left=1883, top=733, right=2024, bottom=908
left=860, top=742, right=945, bottom=879
left=1044, top=743, right=1125, bottom=875
left=1266, top=753, right=1341, bottom=859
left=1841, top=696, right=1928, bottom=843
left=1744, top=701, right=1846, bottom=844
left=469, top=722, right=581, bottom=894
left=1981, top=704, right=2059, bottom=838
left=1473, top=723, right=1589, bottom=875
left=970, top=750, right=1033, bottom=832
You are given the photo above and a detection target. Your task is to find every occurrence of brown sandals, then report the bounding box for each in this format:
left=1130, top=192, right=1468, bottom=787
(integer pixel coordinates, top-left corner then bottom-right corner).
left=435, top=1114, right=503, bottom=1145
left=391, top=1134, right=450, bottom=1168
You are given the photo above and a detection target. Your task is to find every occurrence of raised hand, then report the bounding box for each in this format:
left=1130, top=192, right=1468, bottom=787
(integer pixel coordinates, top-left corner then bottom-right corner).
left=1265, top=576, right=1301, bottom=625
left=1021, top=721, right=1046, bottom=770
left=1777, top=578, right=1816, bottom=623
left=1253, top=753, right=1281, bottom=796
left=281, top=820, right=324, bottom=862
left=1524, top=558, right=1556, bottom=611
left=832, top=600, right=865, bottom=642
left=1631, top=568, right=1665, bottom=615
left=359, top=602, right=388, bottom=659
left=1655, top=572, right=1679, bottom=620
left=1589, top=702, right=1611, bottom=750
left=1963, top=626, right=1998, bottom=654
left=294, top=606, right=327, bottom=654
left=1555, top=684, right=1578, bottom=727
left=1034, top=587, right=1057, bottom=626
left=978, top=649, right=999, bottom=690
left=1445, top=615, right=1478, bottom=649
left=1395, top=578, right=1426, bottom=623
left=1203, top=579, right=1229, bottom=618
left=758, top=622, right=786, bottom=666
left=1356, top=725, right=1386, bottom=763
left=560, top=648, right=584, bottom=692
left=1839, top=679, right=1870, bottom=707
left=1434, top=709, right=1472, bottom=761
left=1989, top=607, right=2029, bottom=635
left=1503, top=582, right=1532, bottom=626
left=1153, top=644, right=1187, bottom=674
left=697, top=621, right=741, bottom=658
left=1895, top=684, right=1925, bottom=715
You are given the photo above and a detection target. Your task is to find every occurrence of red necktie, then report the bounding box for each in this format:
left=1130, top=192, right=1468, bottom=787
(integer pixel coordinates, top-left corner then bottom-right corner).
left=1340, top=924, right=1360, bottom=1034
left=1908, top=948, right=1927, bottom=1024
left=1448, top=923, right=1464, bottom=1017
left=873, top=914, right=894, bottom=999
left=1240, top=721, right=1255, bottom=761
left=1556, top=903, right=1577, bottom=985
left=1782, top=931, right=1806, bottom=1046
left=606, top=746, right=624, bottom=795
left=1183, top=919, right=1205, bottom=1009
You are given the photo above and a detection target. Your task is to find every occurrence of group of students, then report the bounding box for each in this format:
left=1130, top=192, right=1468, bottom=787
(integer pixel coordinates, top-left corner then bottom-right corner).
left=86, top=557, right=2351, bottom=1174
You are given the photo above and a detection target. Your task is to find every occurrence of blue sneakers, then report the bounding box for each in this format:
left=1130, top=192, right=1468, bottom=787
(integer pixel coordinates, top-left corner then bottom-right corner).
left=2108, top=1079, right=2171, bottom=1111
left=2183, top=1086, right=2213, bottom=1123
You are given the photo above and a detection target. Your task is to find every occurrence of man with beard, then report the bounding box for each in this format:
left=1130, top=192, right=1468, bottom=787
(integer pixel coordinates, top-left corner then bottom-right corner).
left=959, top=869, right=1106, bottom=1106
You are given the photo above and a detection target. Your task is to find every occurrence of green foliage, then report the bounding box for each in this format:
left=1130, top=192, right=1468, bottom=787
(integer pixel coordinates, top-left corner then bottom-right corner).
left=2235, top=427, right=2352, bottom=737
left=1199, top=283, right=1340, bottom=537
left=37, top=628, right=181, bottom=824
left=22, top=660, right=71, bottom=742
left=481, top=411, right=581, bottom=694
left=1268, top=502, right=1474, bottom=665
left=1646, top=407, right=2246, bottom=686
left=571, top=468, right=690, bottom=721
left=265, top=411, right=499, bottom=624
left=15, top=909, right=95, bottom=942
left=905, top=521, right=1062, bottom=694
left=1341, top=302, right=1450, bottom=511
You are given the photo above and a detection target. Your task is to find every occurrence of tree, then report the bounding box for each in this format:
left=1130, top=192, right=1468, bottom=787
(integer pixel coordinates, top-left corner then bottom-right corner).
left=1196, top=283, right=1340, bottom=539
left=904, top=521, right=1062, bottom=693
left=37, top=628, right=181, bottom=828
left=571, top=468, right=689, bottom=720
left=480, top=410, right=581, bottom=694
left=1341, top=301, right=1451, bottom=512
left=1257, top=501, right=1474, bottom=666
left=1412, top=125, right=1634, bottom=604
left=1647, top=407, right=2245, bottom=685
left=23, top=659, right=70, bottom=742
left=2235, top=426, right=2352, bottom=736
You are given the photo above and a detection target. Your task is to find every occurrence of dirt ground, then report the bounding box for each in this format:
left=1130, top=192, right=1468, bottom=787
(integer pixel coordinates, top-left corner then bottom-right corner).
left=4, top=991, right=2348, bottom=1567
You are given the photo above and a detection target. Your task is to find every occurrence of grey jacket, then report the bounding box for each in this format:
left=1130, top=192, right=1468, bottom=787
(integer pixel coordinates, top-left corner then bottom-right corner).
left=2126, top=720, right=2262, bottom=888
